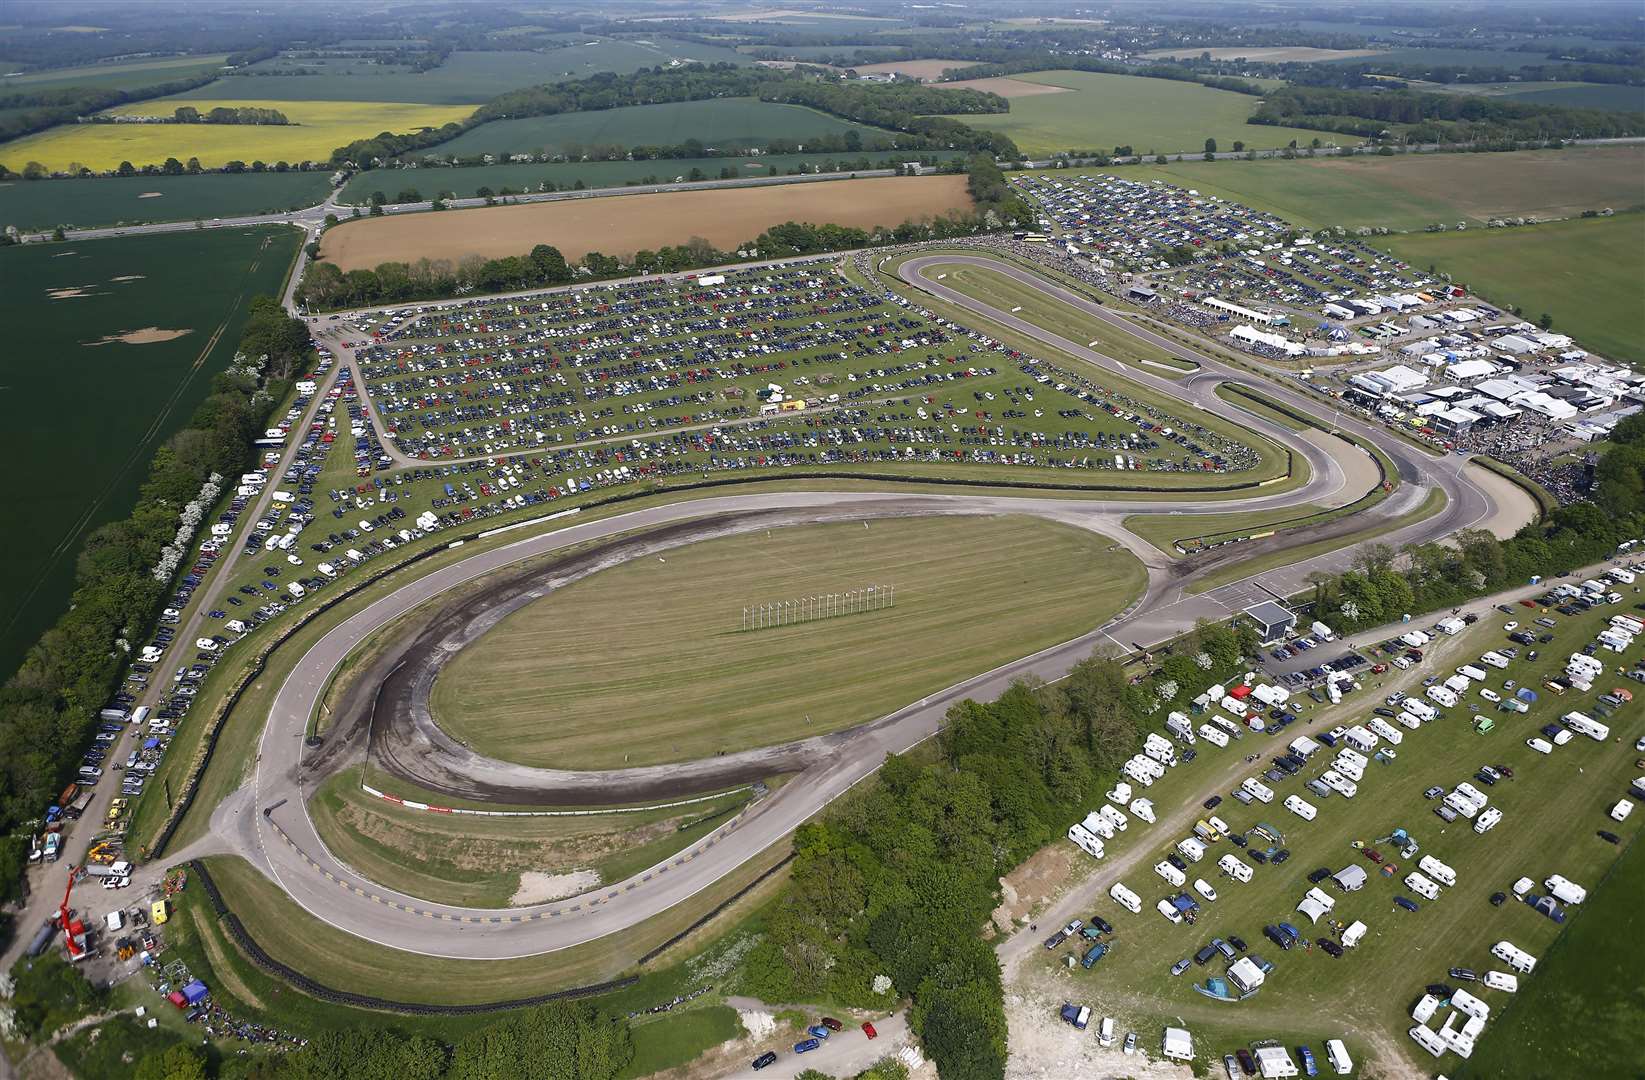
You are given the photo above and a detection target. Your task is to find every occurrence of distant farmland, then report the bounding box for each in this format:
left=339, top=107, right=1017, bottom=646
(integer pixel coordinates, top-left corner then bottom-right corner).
left=429, top=97, right=885, bottom=158
left=318, top=174, right=972, bottom=268
left=1125, top=146, right=1645, bottom=231
left=0, top=170, right=332, bottom=231
left=334, top=151, right=966, bottom=204
left=957, top=71, right=1338, bottom=155
left=0, top=226, right=301, bottom=683
left=3, top=99, right=474, bottom=171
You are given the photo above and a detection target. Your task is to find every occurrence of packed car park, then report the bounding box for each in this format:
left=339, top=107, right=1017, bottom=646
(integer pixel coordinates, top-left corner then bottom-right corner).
left=1041, top=555, right=1642, bottom=1072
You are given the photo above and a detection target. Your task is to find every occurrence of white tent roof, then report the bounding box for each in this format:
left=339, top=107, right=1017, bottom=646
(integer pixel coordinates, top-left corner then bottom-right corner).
left=1162, top=1027, right=1194, bottom=1061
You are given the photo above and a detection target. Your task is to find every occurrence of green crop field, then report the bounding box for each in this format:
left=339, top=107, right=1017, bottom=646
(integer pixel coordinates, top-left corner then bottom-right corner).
left=0, top=53, right=228, bottom=94
left=174, top=41, right=745, bottom=105
left=309, top=766, right=753, bottom=907
left=1378, top=213, right=1645, bottom=368
left=429, top=97, right=884, bottom=158
left=955, top=71, right=1338, bottom=156
left=0, top=225, right=300, bottom=684
left=1500, top=82, right=1645, bottom=111
left=1031, top=603, right=1644, bottom=1073
left=334, top=150, right=963, bottom=204
left=1458, top=835, right=1645, bottom=1078
left=431, top=514, right=1145, bottom=770
left=1105, top=146, right=1645, bottom=232
left=0, top=170, right=331, bottom=230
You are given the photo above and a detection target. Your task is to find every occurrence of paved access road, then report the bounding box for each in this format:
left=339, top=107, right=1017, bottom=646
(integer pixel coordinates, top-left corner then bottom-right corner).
left=206, top=250, right=1503, bottom=961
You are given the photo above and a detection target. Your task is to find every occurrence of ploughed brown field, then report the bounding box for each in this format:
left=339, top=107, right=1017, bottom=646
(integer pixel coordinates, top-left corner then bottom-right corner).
left=317, top=174, right=973, bottom=270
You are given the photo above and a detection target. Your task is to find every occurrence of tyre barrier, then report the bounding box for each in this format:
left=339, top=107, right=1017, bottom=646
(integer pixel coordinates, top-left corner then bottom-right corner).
left=637, top=852, right=796, bottom=967
left=188, top=859, right=636, bottom=1014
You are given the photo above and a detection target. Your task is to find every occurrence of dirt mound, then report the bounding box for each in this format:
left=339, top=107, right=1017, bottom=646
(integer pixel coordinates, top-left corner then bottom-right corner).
left=511, top=869, right=599, bottom=905
left=83, top=326, right=192, bottom=346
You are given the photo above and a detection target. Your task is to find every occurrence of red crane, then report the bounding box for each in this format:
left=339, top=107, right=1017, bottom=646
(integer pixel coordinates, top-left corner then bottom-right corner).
left=57, top=865, right=87, bottom=960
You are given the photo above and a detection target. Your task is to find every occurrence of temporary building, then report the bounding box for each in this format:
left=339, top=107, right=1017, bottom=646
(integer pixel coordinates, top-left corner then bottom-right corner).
left=1227, top=956, right=1266, bottom=993
left=1332, top=865, right=1368, bottom=892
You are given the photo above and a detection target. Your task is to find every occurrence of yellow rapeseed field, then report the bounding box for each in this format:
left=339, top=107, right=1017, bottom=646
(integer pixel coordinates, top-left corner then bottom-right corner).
left=3, top=100, right=475, bottom=171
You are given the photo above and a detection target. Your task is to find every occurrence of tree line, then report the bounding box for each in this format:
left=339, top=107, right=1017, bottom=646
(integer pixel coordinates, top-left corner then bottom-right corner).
left=331, top=63, right=1016, bottom=171
left=0, top=297, right=310, bottom=907
left=171, top=105, right=290, bottom=126
left=0, top=71, right=222, bottom=145
left=737, top=620, right=1259, bottom=1079
left=1251, top=85, right=1643, bottom=142
left=1308, top=426, right=1645, bottom=635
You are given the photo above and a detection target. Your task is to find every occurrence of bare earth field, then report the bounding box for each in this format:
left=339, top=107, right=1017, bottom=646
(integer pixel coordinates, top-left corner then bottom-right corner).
left=1141, top=46, right=1386, bottom=63
left=318, top=174, right=973, bottom=269
left=933, top=76, right=1075, bottom=99
left=850, top=58, right=977, bottom=80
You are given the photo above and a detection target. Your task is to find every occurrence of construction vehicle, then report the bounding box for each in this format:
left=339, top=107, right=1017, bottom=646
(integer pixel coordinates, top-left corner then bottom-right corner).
left=86, top=840, right=118, bottom=865
left=57, top=868, right=88, bottom=961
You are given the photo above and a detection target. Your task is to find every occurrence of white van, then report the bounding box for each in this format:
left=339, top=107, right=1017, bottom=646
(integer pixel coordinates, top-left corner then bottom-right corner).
left=1099, top=1016, right=1116, bottom=1048
left=1157, top=899, right=1183, bottom=924
left=132, top=705, right=151, bottom=726
left=1284, top=794, right=1317, bottom=821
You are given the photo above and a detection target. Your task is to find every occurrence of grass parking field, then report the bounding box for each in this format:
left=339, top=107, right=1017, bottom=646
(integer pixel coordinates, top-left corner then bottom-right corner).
left=1031, top=602, right=1644, bottom=1073
left=3, top=99, right=475, bottom=171
left=427, top=97, right=883, bottom=160
left=1115, top=145, right=1645, bottom=231
left=1378, top=213, right=1645, bottom=368
left=432, top=514, right=1145, bottom=769
left=0, top=170, right=331, bottom=230
left=0, top=225, right=300, bottom=686
left=309, top=767, right=754, bottom=906
left=956, top=71, right=1334, bottom=156
left=913, top=260, right=1194, bottom=373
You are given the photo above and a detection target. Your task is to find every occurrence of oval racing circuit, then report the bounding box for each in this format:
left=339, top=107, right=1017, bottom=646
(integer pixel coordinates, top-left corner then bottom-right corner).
left=223, top=251, right=1501, bottom=960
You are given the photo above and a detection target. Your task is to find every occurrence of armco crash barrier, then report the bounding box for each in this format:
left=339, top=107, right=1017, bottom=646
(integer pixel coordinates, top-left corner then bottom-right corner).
left=150, top=462, right=1295, bottom=858
left=187, top=852, right=794, bottom=1013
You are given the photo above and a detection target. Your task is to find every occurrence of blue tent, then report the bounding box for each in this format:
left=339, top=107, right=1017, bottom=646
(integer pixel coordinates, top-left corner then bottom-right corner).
left=143, top=738, right=161, bottom=749
left=1516, top=688, right=1538, bottom=703
left=182, top=979, right=209, bottom=1005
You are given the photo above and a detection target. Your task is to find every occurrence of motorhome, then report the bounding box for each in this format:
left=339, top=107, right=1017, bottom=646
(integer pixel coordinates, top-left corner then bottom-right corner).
left=1562, top=712, right=1610, bottom=741
left=1492, top=940, right=1538, bottom=974
left=1068, top=823, right=1106, bottom=859
left=1166, top=711, right=1197, bottom=744
left=1109, top=882, right=1142, bottom=914
left=1418, top=855, right=1456, bottom=887
left=1404, top=872, right=1441, bottom=901
left=1474, top=806, right=1503, bottom=833
left=1284, top=794, right=1317, bottom=821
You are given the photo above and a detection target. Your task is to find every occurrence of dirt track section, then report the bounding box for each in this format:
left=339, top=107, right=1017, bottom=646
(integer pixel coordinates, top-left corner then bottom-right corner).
left=320, top=502, right=1040, bottom=804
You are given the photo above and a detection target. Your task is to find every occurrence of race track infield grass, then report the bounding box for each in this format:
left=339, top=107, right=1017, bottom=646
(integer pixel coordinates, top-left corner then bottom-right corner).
left=174, top=838, right=793, bottom=1017
left=308, top=766, right=753, bottom=907
left=0, top=169, right=332, bottom=231
left=956, top=71, right=1335, bottom=157
left=4, top=99, right=475, bottom=171
left=1456, top=831, right=1645, bottom=1078
left=0, top=225, right=300, bottom=687
left=428, top=97, right=883, bottom=159
left=915, top=260, right=1195, bottom=373
left=431, top=514, right=1146, bottom=769
left=1026, top=604, right=1644, bottom=1074
left=1110, top=145, right=1645, bottom=232
left=1377, top=213, right=1645, bottom=369
left=1123, top=503, right=1326, bottom=555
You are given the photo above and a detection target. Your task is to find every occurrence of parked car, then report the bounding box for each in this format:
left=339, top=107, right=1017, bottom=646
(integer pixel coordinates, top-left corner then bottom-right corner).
left=1449, top=968, right=1478, bottom=982
left=1171, top=958, right=1192, bottom=976
left=1394, top=897, right=1419, bottom=912
left=863, top=1022, right=877, bottom=1040
left=752, top=1051, right=778, bottom=1070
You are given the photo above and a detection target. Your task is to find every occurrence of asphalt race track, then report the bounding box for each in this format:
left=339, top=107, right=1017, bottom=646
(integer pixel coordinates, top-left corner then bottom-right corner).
left=225, top=251, right=1499, bottom=960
